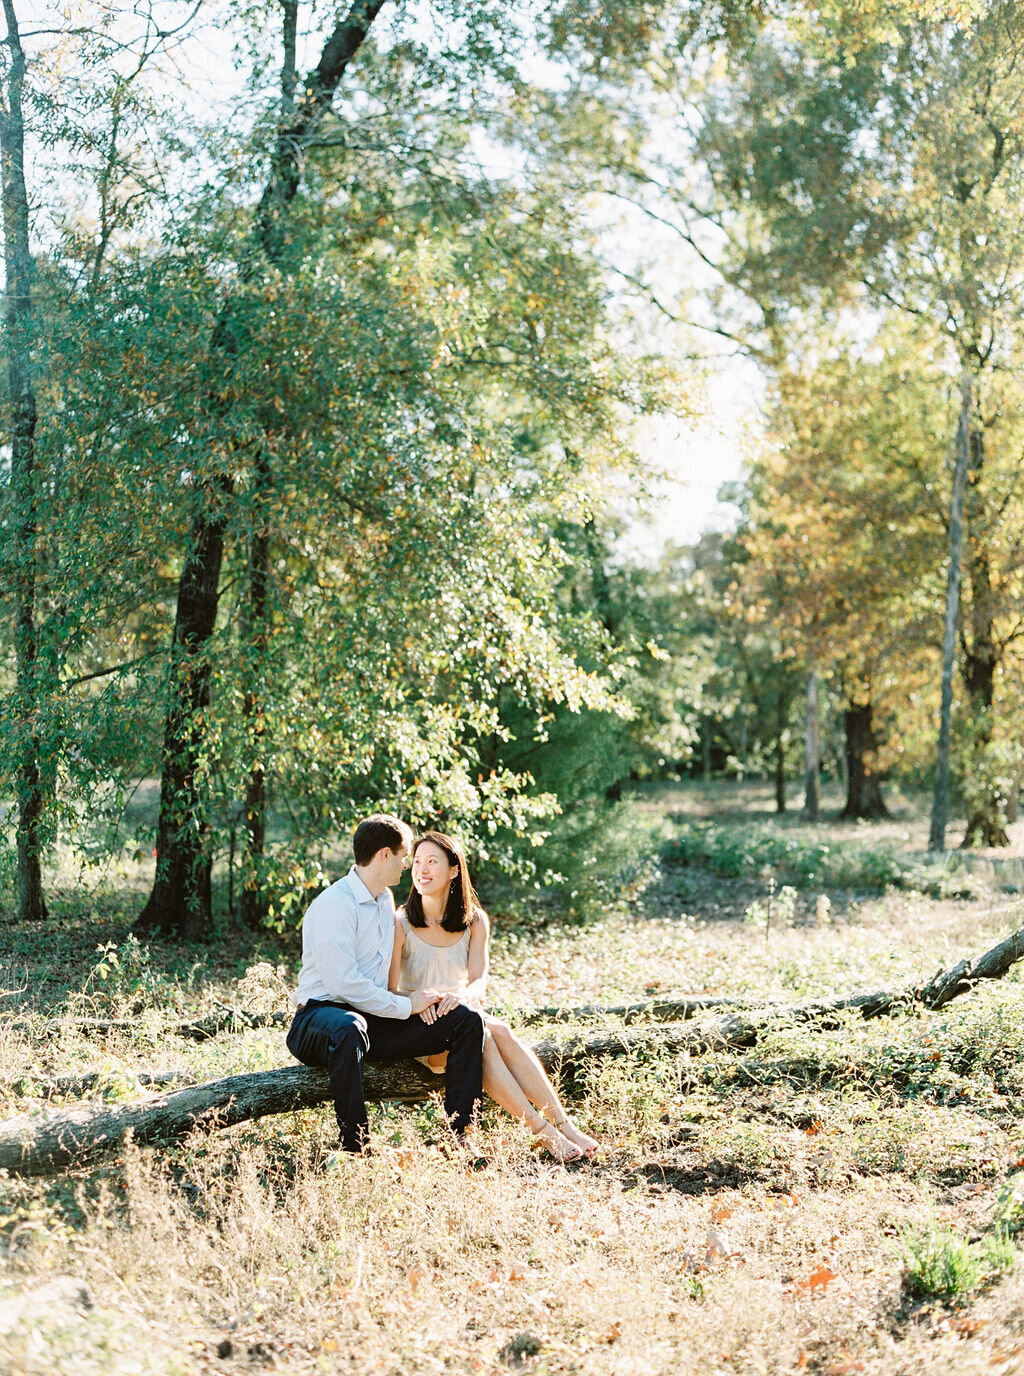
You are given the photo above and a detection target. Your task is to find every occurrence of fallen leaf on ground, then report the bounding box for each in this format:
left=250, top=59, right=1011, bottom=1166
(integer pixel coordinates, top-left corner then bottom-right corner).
left=808, top=1265, right=838, bottom=1292
left=771, top=1192, right=801, bottom=1212
left=827, top=1356, right=863, bottom=1375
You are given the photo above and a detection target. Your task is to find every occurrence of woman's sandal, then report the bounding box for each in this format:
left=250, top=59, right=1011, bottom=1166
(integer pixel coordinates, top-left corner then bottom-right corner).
left=546, top=1114, right=600, bottom=1159
left=531, top=1120, right=583, bottom=1164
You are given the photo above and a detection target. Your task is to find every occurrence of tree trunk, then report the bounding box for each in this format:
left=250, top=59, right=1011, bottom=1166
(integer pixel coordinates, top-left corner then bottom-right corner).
left=1006, top=755, right=1023, bottom=825
left=237, top=0, right=298, bottom=930
left=134, top=493, right=230, bottom=938
left=7, top=920, right=1024, bottom=1178
left=840, top=701, right=888, bottom=820
left=239, top=450, right=271, bottom=928
left=738, top=721, right=748, bottom=781
left=961, top=413, right=1009, bottom=848
left=136, top=0, right=390, bottom=940
left=960, top=640, right=1006, bottom=847
left=1, top=0, right=47, bottom=921
left=929, top=373, right=971, bottom=851
left=771, top=674, right=789, bottom=812
left=802, top=669, right=820, bottom=822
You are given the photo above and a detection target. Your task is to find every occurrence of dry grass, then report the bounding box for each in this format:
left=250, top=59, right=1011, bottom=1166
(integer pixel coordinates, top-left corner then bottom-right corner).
left=5, top=784, right=1024, bottom=1374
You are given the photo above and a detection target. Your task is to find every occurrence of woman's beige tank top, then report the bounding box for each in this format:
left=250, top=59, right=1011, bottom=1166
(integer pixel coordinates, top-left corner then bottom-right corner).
left=396, top=912, right=471, bottom=999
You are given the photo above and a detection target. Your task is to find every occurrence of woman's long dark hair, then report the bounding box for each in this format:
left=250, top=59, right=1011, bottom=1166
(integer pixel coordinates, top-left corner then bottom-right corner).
left=404, top=831, right=481, bottom=933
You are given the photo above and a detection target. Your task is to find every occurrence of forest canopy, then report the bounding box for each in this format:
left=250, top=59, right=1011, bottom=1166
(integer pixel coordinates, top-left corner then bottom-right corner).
left=1, top=0, right=1020, bottom=935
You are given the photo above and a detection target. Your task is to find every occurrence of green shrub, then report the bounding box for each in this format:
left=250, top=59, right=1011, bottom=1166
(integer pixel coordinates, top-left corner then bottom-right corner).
left=663, top=819, right=977, bottom=896
left=483, top=796, right=664, bottom=920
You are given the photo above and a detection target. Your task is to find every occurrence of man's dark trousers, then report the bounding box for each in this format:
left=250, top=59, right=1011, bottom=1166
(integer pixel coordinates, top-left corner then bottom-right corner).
left=287, top=1000, right=484, bottom=1152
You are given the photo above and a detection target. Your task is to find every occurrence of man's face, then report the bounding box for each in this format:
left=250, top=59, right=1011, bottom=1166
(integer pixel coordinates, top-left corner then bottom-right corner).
left=382, top=840, right=410, bottom=888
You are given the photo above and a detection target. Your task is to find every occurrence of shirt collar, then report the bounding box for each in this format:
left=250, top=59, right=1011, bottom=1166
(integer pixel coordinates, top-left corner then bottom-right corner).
left=347, top=865, right=383, bottom=906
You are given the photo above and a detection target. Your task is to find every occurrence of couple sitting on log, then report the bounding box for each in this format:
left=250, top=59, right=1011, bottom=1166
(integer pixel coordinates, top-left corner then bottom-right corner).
left=287, top=814, right=599, bottom=1163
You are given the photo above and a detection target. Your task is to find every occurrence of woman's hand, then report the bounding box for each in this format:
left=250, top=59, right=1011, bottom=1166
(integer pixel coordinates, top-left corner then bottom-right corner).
left=410, top=987, right=440, bottom=1022
left=434, top=992, right=463, bottom=1017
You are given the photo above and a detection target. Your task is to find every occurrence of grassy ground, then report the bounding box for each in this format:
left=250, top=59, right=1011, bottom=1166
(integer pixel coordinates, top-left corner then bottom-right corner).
left=5, top=782, right=1024, bottom=1374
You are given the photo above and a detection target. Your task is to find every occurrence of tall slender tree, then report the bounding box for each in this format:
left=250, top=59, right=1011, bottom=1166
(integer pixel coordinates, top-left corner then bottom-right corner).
left=135, top=0, right=391, bottom=937
left=0, top=0, right=45, bottom=920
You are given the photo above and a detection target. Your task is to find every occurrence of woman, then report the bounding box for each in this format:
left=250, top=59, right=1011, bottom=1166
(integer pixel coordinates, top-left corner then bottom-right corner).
left=388, top=830, right=600, bottom=1163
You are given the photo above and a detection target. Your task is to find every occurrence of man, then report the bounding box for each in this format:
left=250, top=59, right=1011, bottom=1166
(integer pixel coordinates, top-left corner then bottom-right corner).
left=286, top=813, right=484, bottom=1153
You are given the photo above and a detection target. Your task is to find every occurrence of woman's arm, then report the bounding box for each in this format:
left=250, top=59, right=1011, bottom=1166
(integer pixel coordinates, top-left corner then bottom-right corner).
left=463, top=909, right=490, bottom=1004
left=434, top=910, right=490, bottom=1016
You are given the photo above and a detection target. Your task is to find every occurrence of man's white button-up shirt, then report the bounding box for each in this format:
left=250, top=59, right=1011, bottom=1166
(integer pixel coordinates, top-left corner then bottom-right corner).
left=292, top=867, right=412, bottom=1019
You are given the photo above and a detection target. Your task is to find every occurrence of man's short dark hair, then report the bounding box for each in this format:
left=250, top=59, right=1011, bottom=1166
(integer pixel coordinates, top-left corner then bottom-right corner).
left=352, top=814, right=412, bottom=866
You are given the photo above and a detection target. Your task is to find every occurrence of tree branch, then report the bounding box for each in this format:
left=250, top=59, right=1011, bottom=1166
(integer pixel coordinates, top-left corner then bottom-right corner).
left=256, top=0, right=391, bottom=260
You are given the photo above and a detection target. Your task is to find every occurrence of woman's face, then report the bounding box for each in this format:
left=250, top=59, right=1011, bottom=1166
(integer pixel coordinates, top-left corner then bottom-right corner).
left=412, top=841, right=458, bottom=900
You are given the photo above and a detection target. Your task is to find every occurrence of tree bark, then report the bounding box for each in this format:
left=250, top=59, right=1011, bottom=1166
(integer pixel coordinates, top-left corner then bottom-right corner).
left=255, top=0, right=389, bottom=260
left=802, top=668, right=820, bottom=822
left=929, top=373, right=971, bottom=851
left=237, top=0, right=297, bottom=928
left=1, top=0, right=47, bottom=922
left=8, top=1004, right=288, bottom=1042
left=12, top=1068, right=196, bottom=1101
left=239, top=449, right=271, bottom=928
left=7, top=921, right=1024, bottom=1177
left=134, top=491, right=229, bottom=937
left=961, top=412, right=1009, bottom=848
left=136, top=0, right=391, bottom=940
left=773, top=707, right=786, bottom=813
left=840, top=701, right=888, bottom=820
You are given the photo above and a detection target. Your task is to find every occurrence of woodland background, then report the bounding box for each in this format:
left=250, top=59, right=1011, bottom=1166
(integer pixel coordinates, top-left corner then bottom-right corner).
left=5, top=0, right=1024, bottom=936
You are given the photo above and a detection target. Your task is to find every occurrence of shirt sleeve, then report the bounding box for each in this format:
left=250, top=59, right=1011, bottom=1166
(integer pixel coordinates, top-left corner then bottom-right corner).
left=310, top=890, right=412, bottom=1019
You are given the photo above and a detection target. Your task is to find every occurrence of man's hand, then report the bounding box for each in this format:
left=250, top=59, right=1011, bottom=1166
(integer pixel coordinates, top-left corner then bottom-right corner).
left=409, top=987, right=440, bottom=1020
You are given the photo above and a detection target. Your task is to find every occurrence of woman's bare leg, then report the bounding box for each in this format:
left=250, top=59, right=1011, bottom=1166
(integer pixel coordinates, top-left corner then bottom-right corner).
left=487, top=1020, right=600, bottom=1157
left=482, top=1033, right=581, bottom=1163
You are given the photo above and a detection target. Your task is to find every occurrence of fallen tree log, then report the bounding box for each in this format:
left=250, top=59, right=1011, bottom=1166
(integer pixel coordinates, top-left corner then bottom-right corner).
left=9, top=1069, right=196, bottom=1101
left=521, top=995, right=742, bottom=1025
left=9, top=998, right=741, bottom=1040
left=3, top=921, right=1023, bottom=1177
left=0, top=991, right=865, bottom=1045
left=0, top=1025, right=678, bottom=1177
left=7, top=1005, right=287, bottom=1042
